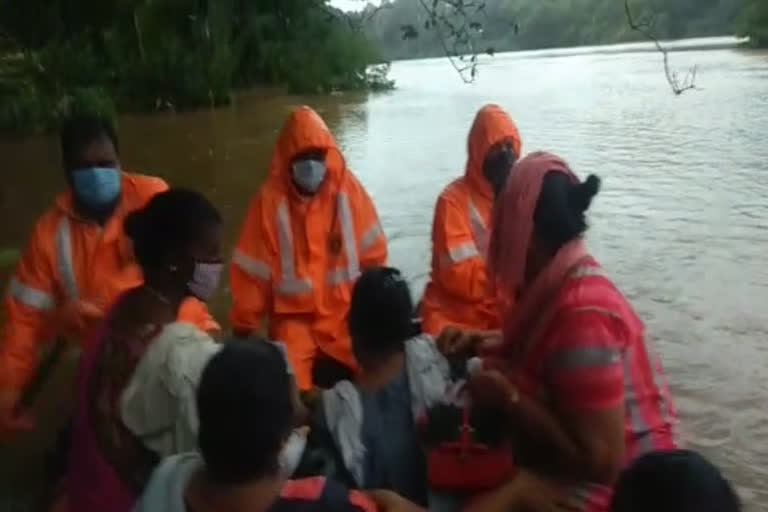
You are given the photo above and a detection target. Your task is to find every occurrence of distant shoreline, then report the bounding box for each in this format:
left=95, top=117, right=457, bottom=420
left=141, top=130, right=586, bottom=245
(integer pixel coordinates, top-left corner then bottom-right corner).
left=385, top=35, right=750, bottom=65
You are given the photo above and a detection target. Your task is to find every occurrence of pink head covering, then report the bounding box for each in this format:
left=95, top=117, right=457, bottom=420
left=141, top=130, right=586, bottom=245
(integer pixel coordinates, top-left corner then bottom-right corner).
left=487, top=151, right=578, bottom=295
left=486, top=151, right=588, bottom=354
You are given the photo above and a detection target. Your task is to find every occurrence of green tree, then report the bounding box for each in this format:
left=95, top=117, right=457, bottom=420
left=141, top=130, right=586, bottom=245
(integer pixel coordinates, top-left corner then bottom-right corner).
left=738, top=0, right=768, bottom=47
left=0, top=0, right=390, bottom=134
left=364, top=0, right=741, bottom=61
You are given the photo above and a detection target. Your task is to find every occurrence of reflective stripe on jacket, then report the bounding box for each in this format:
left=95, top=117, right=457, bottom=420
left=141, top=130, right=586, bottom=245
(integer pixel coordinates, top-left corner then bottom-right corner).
left=0, top=173, right=219, bottom=394
left=504, top=258, right=680, bottom=512
left=230, top=107, right=388, bottom=390
left=422, top=104, right=521, bottom=336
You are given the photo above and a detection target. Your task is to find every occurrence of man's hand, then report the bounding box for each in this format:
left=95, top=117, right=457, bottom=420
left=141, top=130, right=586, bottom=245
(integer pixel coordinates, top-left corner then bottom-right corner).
left=57, top=299, right=104, bottom=342
left=435, top=327, right=484, bottom=357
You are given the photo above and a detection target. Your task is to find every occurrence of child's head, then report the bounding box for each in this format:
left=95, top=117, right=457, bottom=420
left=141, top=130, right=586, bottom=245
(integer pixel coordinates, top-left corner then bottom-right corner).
left=611, top=450, right=740, bottom=512
left=197, top=340, right=294, bottom=485
left=348, top=267, right=416, bottom=367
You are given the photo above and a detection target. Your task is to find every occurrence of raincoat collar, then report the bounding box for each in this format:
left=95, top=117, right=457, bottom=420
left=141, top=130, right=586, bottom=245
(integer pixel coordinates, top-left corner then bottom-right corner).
left=465, top=104, right=522, bottom=200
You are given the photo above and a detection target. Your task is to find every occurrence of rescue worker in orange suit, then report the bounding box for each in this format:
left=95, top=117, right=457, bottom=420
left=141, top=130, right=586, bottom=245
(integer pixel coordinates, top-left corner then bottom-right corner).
left=421, top=104, right=521, bottom=337
left=0, top=115, right=219, bottom=438
left=230, top=106, right=388, bottom=392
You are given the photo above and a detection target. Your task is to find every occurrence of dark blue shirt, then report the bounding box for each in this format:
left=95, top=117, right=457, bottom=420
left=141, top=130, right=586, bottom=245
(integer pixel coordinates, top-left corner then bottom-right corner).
left=359, top=367, right=428, bottom=506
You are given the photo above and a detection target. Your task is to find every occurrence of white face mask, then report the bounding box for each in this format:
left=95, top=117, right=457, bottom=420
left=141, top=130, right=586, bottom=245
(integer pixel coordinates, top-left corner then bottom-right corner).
left=291, top=159, right=327, bottom=194
left=187, top=261, right=224, bottom=301
left=279, top=428, right=309, bottom=478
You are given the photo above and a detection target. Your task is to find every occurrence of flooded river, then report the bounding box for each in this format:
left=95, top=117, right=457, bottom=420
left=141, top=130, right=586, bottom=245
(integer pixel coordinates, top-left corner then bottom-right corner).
left=1, top=36, right=767, bottom=509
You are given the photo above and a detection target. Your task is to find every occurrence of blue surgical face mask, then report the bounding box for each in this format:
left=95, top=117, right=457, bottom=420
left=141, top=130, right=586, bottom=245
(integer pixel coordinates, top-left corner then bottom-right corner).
left=71, top=167, right=122, bottom=208
left=291, top=159, right=327, bottom=194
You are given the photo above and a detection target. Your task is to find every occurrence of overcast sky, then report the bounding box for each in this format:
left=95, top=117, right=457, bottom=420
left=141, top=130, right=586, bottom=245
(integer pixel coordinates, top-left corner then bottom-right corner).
left=330, top=0, right=379, bottom=12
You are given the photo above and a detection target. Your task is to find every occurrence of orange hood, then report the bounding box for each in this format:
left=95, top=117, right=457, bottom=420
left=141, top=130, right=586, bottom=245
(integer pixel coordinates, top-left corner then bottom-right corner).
left=268, top=106, right=346, bottom=192
left=465, top=104, right=522, bottom=198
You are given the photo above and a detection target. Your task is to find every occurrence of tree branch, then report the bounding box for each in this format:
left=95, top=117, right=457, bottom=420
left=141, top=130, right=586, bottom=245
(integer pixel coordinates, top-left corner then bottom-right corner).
left=416, top=0, right=484, bottom=82
left=624, top=0, right=697, bottom=95
left=336, top=0, right=698, bottom=94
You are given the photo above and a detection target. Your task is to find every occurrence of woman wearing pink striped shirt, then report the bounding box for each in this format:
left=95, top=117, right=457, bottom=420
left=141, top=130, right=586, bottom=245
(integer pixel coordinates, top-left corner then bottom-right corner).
left=438, top=151, right=680, bottom=512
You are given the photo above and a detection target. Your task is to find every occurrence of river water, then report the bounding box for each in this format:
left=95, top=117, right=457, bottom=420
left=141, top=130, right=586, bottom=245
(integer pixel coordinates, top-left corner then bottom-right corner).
left=1, top=36, right=767, bottom=509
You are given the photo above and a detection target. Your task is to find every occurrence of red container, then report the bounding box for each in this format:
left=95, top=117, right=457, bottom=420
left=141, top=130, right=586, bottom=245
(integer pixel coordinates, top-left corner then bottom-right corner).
left=426, top=405, right=517, bottom=492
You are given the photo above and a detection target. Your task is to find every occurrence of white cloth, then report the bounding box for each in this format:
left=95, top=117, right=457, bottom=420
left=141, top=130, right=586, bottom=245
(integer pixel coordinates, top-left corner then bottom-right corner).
left=120, top=322, right=221, bottom=458
left=122, top=326, right=305, bottom=478
left=134, top=437, right=307, bottom=512
left=321, top=334, right=452, bottom=486
left=133, top=453, right=202, bottom=512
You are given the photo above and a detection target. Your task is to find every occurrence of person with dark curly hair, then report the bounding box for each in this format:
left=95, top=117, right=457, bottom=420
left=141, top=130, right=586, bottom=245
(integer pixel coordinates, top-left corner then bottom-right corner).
left=66, top=188, right=226, bottom=512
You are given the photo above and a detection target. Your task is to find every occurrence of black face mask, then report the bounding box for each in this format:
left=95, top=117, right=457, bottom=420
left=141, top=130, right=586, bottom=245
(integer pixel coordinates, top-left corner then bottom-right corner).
left=483, top=147, right=516, bottom=197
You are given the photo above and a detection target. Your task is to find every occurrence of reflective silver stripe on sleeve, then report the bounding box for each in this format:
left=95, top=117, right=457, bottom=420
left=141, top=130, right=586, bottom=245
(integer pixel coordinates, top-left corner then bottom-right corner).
left=275, top=200, right=313, bottom=295
left=442, top=241, right=480, bottom=267
left=568, top=305, right=676, bottom=451
left=623, top=350, right=655, bottom=454
left=8, top=277, right=55, bottom=311
left=359, top=222, right=383, bottom=253
left=232, top=249, right=271, bottom=281
left=550, top=346, right=621, bottom=371
left=569, top=265, right=609, bottom=280
left=467, top=199, right=488, bottom=256
left=641, top=336, right=681, bottom=446
left=56, top=216, right=78, bottom=300
left=327, top=267, right=357, bottom=286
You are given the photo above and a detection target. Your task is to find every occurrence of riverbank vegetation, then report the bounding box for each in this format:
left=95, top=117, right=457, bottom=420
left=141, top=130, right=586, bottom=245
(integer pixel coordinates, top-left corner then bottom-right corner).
left=737, top=0, right=768, bottom=47
left=363, top=0, right=745, bottom=62
left=1, top=0, right=766, bottom=135
left=0, top=0, right=393, bottom=135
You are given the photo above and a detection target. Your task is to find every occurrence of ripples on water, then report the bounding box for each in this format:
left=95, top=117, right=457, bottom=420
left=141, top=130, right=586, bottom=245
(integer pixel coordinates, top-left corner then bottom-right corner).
left=335, top=39, right=768, bottom=509
left=1, top=37, right=767, bottom=509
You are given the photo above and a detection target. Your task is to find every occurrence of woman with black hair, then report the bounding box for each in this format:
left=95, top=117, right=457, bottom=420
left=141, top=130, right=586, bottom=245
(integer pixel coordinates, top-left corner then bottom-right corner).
left=438, top=152, right=681, bottom=512
left=66, top=188, right=226, bottom=512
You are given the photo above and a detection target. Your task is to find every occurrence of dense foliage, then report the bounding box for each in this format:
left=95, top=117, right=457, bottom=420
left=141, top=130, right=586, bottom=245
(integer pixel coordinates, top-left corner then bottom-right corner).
left=1, top=0, right=765, bottom=135
left=737, top=0, right=768, bottom=46
left=363, top=0, right=745, bottom=61
left=0, top=0, right=392, bottom=135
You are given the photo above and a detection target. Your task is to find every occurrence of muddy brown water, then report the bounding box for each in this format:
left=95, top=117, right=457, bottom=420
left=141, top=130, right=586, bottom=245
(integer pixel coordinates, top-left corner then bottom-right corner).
left=1, top=36, right=767, bottom=510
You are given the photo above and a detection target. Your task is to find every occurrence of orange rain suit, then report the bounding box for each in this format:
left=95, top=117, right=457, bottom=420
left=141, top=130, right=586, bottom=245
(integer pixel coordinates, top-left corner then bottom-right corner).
left=230, top=107, right=388, bottom=391
left=421, top=104, right=522, bottom=336
left=0, top=173, right=219, bottom=405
